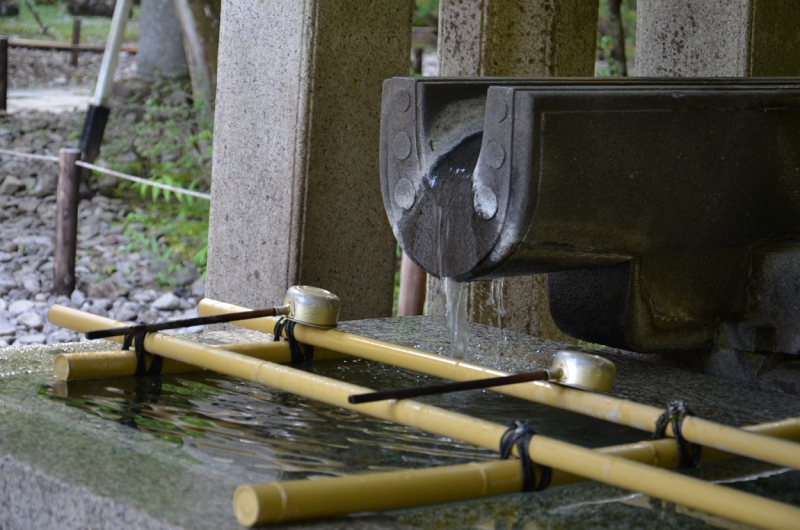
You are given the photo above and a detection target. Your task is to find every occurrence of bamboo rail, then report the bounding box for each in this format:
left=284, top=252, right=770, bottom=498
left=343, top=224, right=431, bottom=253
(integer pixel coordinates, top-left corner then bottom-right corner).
left=48, top=305, right=800, bottom=530
left=49, top=308, right=348, bottom=380
left=235, top=417, right=800, bottom=525
left=197, top=298, right=800, bottom=472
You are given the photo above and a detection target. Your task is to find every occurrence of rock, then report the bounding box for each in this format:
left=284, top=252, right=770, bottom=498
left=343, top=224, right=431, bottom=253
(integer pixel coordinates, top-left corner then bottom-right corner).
left=92, top=298, right=113, bottom=311
left=0, top=273, right=16, bottom=295
left=9, top=300, right=35, bottom=315
left=0, top=320, right=16, bottom=336
left=14, top=334, right=46, bottom=345
left=85, top=305, right=108, bottom=317
left=152, top=292, right=181, bottom=311
left=17, top=200, right=39, bottom=213
left=0, top=299, right=6, bottom=312
left=114, top=306, right=139, bottom=322
left=22, top=277, right=40, bottom=294
left=70, top=289, right=86, bottom=307
left=190, top=277, right=205, bottom=298
left=77, top=273, right=101, bottom=290
left=0, top=252, right=13, bottom=262
left=0, top=176, right=25, bottom=195
left=131, top=289, right=157, bottom=304
left=87, top=280, right=123, bottom=300
left=46, top=330, right=78, bottom=344
left=17, top=311, right=43, bottom=330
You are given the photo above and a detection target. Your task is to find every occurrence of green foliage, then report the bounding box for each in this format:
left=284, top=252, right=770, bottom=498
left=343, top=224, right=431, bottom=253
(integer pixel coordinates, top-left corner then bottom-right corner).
left=100, top=79, right=212, bottom=285
left=413, top=0, right=438, bottom=28
left=595, top=0, right=637, bottom=77
left=2, top=0, right=139, bottom=44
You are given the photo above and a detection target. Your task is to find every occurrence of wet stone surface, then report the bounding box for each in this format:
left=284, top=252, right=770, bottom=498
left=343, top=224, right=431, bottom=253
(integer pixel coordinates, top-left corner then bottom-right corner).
left=1, top=323, right=799, bottom=529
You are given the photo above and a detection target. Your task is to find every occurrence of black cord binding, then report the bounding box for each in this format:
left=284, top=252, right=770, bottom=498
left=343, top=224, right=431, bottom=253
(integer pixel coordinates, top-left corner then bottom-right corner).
left=121, top=332, right=163, bottom=376
left=273, top=317, right=314, bottom=363
left=653, top=400, right=702, bottom=468
left=499, top=420, right=551, bottom=492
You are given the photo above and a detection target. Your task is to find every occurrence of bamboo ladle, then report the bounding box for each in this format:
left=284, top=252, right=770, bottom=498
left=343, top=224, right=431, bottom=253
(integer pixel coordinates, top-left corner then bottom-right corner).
left=349, top=350, right=615, bottom=404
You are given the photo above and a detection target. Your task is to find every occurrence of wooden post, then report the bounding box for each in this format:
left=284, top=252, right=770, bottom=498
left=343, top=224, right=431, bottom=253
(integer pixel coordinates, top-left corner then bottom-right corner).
left=54, top=148, right=82, bottom=296
left=70, top=18, right=81, bottom=67
left=397, top=252, right=426, bottom=316
left=412, top=47, right=423, bottom=75
left=0, top=37, right=7, bottom=112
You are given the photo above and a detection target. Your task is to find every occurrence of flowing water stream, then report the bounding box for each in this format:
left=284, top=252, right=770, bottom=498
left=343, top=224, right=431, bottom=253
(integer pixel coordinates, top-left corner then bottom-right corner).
left=443, top=277, right=468, bottom=359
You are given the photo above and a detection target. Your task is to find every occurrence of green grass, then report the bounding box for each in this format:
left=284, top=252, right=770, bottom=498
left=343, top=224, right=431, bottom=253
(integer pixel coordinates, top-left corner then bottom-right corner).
left=0, top=1, right=139, bottom=44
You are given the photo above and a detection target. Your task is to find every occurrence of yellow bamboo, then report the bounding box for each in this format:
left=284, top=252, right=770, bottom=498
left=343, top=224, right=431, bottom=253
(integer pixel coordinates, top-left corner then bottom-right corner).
left=48, top=306, right=350, bottom=381
left=53, top=343, right=294, bottom=380
left=50, top=305, right=800, bottom=530
left=234, top=417, right=800, bottom=525
left=197, top=298, right=800, bottom=472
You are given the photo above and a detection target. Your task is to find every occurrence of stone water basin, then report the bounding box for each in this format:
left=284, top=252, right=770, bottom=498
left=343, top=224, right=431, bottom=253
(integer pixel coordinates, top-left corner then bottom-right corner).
left=2, top=317, right=800, bottom=529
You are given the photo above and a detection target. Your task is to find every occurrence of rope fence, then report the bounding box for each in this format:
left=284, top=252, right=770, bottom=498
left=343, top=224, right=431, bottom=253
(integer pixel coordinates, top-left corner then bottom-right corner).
left=75, top=160, right=211, bottom=200
left=1, top=146, right=210, bottom=295
left=0, top=148, right=59, bottom=163
left=0, top=147, right=210, bottom=200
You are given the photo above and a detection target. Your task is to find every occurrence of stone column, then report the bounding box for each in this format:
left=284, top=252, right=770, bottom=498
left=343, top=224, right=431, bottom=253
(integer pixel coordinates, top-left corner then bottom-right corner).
left=430, top=0, right=596, bottom=340
left=637, top=0, right=800, bottom=77
left=206, top=1, right=412, bottom=320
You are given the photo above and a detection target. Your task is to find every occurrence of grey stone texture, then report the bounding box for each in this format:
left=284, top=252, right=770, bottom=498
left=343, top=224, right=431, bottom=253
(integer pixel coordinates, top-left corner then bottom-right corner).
left=206, top=0, right=412, bottom=320
left=430, top=0, right=596, bottom=342
left=637, top=0, right=800, bottom=77
left=137, top=0, right=189, bottom=80
left=438, top=0, right=597, bottom=77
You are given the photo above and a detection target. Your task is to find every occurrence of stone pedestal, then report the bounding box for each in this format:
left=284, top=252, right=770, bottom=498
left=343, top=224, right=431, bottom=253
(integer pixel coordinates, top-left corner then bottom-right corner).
left=137, top=0, right=189, bottom=80
left=206, top=0, right=411, bottom=320
left=430, top=0, right=596, bottom=341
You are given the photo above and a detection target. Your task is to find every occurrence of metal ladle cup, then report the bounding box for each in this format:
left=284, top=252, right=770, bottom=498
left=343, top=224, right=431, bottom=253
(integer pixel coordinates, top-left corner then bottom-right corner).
left=82, top=285, right=340, bottom=340
left=348, top=351, right=616, bottom=404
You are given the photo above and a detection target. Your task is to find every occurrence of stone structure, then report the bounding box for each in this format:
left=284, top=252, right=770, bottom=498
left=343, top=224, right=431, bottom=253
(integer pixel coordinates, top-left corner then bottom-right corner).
left=429, top=0, right=596, bottom=341
left=637, top=0, right=800, bottom=77
left=205, top=0, right=411, bottom=321
left=137, top=0, right=189, bottom=80
left=631, top=0, right=800, bottom=377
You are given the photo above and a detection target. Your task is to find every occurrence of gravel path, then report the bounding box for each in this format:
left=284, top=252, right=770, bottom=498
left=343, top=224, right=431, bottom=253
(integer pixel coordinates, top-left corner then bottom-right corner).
left=1, top=49, right=203, bottom=347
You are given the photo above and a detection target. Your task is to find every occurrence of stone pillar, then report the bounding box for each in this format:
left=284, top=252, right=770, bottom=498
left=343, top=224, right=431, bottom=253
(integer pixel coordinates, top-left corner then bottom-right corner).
left=634, top=1, right=800, bottom=375
left=206, top=1, right=412, bottom=320
left=137, top=0, right=189, bottom=79
left=430, top=0, right=596, bottom=340
left=637, top=0, right=800, bottom=77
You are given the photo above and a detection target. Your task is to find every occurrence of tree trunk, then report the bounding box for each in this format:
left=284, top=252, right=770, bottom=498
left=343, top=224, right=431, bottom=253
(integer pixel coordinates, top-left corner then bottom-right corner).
left=171, top=0, right=219, bottom=113
left=607, top=0, right=627, bottom=76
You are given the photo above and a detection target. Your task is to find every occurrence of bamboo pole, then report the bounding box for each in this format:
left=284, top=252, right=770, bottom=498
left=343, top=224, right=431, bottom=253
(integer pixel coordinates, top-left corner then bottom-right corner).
left=48, top=307, right=349, bottom=380
left=49, top=305, right=800, bottom=530
left=197, top=298, right=800, bottom=471
left=235, top=417, right=800, bottom=526
left=54, top=342, right=329, bottom=380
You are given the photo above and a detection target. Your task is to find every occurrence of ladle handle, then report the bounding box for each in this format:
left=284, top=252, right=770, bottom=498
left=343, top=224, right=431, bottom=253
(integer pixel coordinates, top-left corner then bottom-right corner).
left=84, top=306, right=290, bottom=340
left=348, top=370, right=549, bottom=404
